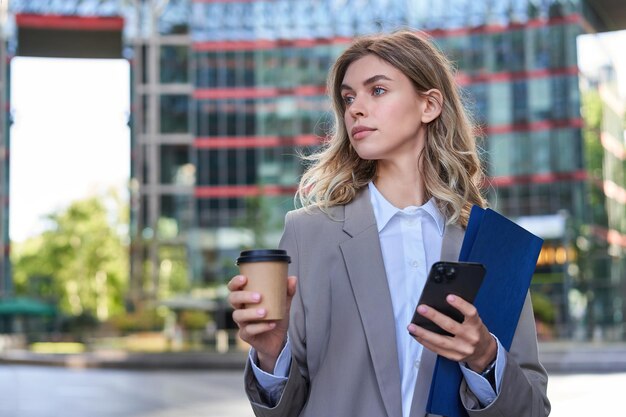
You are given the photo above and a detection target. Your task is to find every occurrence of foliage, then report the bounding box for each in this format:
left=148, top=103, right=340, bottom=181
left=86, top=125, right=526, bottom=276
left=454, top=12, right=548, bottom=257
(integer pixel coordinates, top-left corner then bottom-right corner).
left=109, top=308, right=165, bottom=333
left=179, top=310, right=210, bottom=331
left=581, top=90, right=604, bottom=179
left=59, top=312, right=99, bottom=337
left=11, top=190, right=129, bottom=322
left=240, top=194, right=274, bottom=249
left=531, top=292, right=556, bottom=324
left=581, top=90, right=610, bottom=227
left=157, top=245, right=190, bottom=299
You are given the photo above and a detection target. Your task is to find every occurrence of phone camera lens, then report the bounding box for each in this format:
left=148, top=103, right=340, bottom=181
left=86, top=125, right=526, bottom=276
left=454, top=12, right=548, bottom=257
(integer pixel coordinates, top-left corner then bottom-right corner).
left=445, top=267, right=456, bottom=280
left=433, top=274, right=443, bottom=283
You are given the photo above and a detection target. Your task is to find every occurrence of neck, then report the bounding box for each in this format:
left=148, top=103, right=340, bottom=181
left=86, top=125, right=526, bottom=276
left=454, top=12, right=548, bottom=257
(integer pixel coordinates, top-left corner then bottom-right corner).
left=374, top=160, right=426, bottom=209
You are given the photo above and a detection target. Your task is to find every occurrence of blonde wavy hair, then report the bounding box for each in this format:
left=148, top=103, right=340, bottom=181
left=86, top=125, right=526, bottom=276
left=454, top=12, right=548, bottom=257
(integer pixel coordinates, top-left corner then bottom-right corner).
left=297, top=30, right=486, bottom=227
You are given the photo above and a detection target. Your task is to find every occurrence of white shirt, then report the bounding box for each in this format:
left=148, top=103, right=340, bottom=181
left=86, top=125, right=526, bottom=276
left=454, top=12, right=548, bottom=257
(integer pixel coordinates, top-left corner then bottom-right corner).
left=369, top=181, right=444, bottom=416
left=250, top=182, right=505, bottom=414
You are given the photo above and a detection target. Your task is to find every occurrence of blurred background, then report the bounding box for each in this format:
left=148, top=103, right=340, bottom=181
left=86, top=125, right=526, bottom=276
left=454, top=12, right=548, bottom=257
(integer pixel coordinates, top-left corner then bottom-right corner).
left=0, top=0, right=625, bottom=416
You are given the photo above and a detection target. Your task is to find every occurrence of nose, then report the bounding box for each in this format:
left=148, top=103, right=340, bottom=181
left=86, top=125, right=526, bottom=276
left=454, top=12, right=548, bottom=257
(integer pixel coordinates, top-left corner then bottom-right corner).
left=347, top=96, right=366, bottom=118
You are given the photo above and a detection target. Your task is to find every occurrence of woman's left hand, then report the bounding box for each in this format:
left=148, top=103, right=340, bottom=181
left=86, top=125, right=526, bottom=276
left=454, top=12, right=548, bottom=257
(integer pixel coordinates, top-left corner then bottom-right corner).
left=407, top=294, right=497, bottom=373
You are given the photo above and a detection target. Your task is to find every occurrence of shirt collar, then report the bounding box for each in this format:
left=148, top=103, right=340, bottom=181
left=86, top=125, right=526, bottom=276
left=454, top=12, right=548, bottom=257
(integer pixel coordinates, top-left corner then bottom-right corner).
left=368, top=182, right=445, bottom=236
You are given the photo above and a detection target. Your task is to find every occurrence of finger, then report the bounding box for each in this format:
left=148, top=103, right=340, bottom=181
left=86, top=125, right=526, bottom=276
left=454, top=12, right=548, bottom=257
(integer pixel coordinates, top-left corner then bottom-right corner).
left=287, top=276, right=298, bottom=297
left=228, top=290, right=261, bottom=309
left=419, top=337, right=468, bottom=363
left=408, top=323, right=471, bottom=362
left=408, top=321, right=453, bottom=347
left=415, top=304, right=462, bottom=336
left=227, top=275, right=247, bottom=291
left=232, top=307, right=269, bottom=325
left=240, top=321, right=277, bottom=337
left=446, top=295, right=480, bottom=323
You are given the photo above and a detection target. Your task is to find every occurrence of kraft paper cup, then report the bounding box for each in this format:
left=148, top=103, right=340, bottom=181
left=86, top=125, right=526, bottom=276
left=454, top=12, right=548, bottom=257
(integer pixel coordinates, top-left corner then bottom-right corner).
left=236, top=249, right=291, bottom=321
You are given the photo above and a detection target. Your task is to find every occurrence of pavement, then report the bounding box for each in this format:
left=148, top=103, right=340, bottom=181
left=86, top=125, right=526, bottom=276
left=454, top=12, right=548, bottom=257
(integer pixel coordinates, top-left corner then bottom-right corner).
left=2, top=341, right=626, bottom=374
left=538, top=341, right=626, bottom=373
left=0, top=349, right=249, bottom=370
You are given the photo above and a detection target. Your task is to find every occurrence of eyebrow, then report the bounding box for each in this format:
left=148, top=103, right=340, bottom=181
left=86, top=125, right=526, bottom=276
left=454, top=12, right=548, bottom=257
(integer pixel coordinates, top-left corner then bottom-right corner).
left=340, top=74, right=393, bottom=91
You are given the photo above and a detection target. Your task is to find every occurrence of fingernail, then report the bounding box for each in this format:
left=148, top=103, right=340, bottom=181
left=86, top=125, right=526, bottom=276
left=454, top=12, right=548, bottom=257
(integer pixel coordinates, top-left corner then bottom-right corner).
left=418, top=305, right=428, bottom=314
left=256, top=309, right=266, bottom=317
left=238, top=275, right=245, bottom=283
left=447, top=294, right=456, bottom=302
left=251, top=293, right=261, bottom=302
left=407, top=324, right=416, bottom=333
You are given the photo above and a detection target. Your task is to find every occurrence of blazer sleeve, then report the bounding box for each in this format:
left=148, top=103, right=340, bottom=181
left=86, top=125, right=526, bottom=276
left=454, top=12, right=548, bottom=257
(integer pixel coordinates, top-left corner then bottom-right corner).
left=244, top=211, right=310, bottom=417
left=459, top=292, right=551, bottom=417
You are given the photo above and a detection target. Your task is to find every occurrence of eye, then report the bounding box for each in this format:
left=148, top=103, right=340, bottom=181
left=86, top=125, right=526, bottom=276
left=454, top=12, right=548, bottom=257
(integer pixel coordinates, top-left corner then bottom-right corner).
left=342, top=94, right=355, bottom=105
left=372, top=86, right=386, bottom=96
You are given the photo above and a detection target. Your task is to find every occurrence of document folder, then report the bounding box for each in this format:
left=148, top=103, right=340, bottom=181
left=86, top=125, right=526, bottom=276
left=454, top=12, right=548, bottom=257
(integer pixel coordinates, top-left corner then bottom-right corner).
left=426, top=206, right=543, bottom=417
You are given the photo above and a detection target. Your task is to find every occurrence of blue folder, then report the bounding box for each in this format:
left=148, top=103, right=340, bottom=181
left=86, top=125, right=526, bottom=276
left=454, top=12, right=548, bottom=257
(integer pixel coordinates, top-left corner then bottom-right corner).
left=426, top=206, right=543, bottom=417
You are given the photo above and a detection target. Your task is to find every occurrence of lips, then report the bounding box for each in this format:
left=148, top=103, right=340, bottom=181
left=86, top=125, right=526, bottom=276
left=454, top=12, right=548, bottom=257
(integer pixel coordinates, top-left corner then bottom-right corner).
left=351, top=125, right=376, bottom=139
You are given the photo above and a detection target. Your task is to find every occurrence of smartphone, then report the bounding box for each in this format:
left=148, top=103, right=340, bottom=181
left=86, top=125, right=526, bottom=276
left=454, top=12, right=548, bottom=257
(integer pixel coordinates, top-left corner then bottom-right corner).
left=410, top=261, right=486, bottom=336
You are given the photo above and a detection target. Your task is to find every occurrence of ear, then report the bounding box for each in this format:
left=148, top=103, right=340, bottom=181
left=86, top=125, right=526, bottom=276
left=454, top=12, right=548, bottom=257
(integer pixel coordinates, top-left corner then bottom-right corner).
left=420, top=89, right=443, bottom=124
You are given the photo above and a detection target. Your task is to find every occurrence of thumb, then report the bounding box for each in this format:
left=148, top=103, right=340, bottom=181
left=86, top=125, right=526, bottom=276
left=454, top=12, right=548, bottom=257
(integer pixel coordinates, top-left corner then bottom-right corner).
left=286, top=276, right=298, bottom=298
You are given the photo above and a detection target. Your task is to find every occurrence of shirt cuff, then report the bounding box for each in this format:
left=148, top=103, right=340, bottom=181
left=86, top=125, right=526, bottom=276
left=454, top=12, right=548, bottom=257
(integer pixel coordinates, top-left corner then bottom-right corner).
left=249, top=337, right=292, bottom=391
left=459, top=334, right=506, bottom=407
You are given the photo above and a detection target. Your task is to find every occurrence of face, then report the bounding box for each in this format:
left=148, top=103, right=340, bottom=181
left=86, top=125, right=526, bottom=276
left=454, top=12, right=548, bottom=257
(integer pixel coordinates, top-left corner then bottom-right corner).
left=340, top=54, right=429, bottom=164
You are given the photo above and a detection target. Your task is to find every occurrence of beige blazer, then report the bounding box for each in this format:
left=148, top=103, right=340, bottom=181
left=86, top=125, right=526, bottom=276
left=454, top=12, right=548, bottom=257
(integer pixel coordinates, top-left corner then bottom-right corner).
left=245, top=188, right=550, bottom=417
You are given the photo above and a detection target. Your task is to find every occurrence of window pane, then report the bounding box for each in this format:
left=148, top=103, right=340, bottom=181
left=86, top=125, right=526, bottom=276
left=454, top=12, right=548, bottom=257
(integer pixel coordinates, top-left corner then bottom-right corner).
left=160, top=145, right=192, bottom=185
left=488, top=83, right=511, bottom=126
left=160, top=46, right=189, bottom=84
left=160, top=95, right=189, bottom=133
left=158, top=0, right=189, bottom=35
left=158, top=194, right=192, bottom=239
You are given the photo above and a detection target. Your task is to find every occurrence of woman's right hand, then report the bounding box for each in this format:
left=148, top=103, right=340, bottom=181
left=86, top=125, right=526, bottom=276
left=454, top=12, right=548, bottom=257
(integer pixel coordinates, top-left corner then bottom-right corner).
left=227, top=274, right=298, bottom=373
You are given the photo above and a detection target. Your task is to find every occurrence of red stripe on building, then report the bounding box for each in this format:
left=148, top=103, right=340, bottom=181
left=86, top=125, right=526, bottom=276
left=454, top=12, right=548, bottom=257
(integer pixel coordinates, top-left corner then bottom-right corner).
left=429, top=14, right=583, bottom=38
left=194, top=135, right=322, bottom=149
left=293, top=85, right=327, bottom=96
left=192, top=15, right=584, bottom=51
left=294, top=135, right=322, bottom=146
left=456, top=66, right=579, bottom=85
left=481, top=118, right=583, bottom=135
left=488, top=170, right=587, bottom=187
left=195, top=185, right=297, bottom=198
left=15, top=14, right=124, bottom=31
left=194, top=87, right=280, bottom=99
left=194, top=86, right=326, bottom=99
left=193, top=40, right=279, bottom=51
left=195, top=136, right=281, bottom=148
left=193, top=36, right=352, bottom=51
left=194, top=65, right=576, bottom=100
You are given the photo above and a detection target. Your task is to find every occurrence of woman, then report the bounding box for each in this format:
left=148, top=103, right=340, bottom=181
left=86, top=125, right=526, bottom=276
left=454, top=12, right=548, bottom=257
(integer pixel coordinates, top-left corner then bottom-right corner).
left=228, top=30, right=550, bottom=417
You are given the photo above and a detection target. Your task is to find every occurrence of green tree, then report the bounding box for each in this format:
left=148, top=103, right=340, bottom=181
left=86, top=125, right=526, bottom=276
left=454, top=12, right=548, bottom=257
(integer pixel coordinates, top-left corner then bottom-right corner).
left=581, top=90, right=604, bottom=179
left=11, top=190, right=129, bottom=321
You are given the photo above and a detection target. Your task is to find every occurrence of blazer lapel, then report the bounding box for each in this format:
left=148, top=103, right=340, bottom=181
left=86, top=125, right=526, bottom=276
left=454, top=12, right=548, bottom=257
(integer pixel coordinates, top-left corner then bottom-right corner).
left=409, top=222, right=465, bottom=417
left=439, top=223, right=465, bottom=263
left=339, top=188, right=403, bottom=417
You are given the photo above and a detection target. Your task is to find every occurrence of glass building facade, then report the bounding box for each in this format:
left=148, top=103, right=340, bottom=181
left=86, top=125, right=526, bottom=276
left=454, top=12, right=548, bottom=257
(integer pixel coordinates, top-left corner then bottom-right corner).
left=1, top=0, right=625, bottom=340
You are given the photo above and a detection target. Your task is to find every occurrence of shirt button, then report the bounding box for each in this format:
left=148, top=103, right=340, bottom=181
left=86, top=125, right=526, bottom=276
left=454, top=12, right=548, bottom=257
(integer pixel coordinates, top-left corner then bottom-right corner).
left=414, top=359, right=420, bottom=369
left=410, top=260, right=419, bottom=268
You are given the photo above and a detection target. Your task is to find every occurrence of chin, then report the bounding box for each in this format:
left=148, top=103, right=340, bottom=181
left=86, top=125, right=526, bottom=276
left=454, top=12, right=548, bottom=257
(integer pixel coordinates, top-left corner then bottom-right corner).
left=354, top=149, right=383, bottom=161
left=350, top=143, right=375, bottom=160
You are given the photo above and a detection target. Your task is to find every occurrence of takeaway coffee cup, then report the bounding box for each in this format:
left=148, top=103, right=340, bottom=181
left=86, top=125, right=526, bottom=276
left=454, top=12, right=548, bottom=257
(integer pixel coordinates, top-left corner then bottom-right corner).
left=236, top=249, right=291, bottom=320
